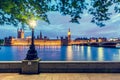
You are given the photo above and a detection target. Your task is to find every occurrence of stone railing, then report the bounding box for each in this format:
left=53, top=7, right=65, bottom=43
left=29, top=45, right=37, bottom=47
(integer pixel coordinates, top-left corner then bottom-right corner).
left=0, top=61, right=120, bottom=73
left=0, top=61, right=21, bottom=73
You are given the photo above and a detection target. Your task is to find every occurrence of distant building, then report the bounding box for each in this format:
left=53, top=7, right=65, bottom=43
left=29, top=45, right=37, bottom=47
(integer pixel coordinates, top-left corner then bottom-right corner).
left=74, top=37, right=89, bottom=45
left=40, top=31, right=43, bottom=40
left=75, top=37, right=88, bottom=40
left=4, top=29, right=71, bottom=46
left=4, top=36, right=15, bottom=45
left=5, top=28, right=109, bottom=46
left=98, top=37, right=107, bottom=42
left=108, top=38, right=119, bottom=42
left=17, top=28, right=24, bottom=39
left=89, top=37, right=97, bottom=43
left=68, top=28, right=71, bottom=42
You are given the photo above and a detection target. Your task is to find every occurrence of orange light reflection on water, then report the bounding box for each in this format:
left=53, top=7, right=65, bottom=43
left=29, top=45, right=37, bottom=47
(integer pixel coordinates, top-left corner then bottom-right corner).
left=67, top=46, right=73, bottom=61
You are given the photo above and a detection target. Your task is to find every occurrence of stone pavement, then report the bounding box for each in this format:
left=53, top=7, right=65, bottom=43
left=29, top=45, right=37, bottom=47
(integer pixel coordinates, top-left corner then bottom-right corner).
left=0, top=73, right=120, bottom=80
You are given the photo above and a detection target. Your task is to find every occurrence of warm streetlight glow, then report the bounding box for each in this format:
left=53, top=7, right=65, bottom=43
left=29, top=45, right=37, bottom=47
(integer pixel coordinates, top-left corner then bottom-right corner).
left=29, top=20, right=36, bottom=29
left=25, top=19, right=39, bottom=60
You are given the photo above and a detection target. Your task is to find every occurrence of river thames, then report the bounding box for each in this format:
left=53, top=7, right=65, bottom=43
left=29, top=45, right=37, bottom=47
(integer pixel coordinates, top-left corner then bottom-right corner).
left=0, top=45, right=120, bottom=61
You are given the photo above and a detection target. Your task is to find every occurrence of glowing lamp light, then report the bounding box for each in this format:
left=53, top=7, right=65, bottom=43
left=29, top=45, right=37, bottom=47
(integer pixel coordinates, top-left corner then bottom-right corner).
left=26, top=19, right=39, bottom=60
left=29, top=20, right=36, bottom=29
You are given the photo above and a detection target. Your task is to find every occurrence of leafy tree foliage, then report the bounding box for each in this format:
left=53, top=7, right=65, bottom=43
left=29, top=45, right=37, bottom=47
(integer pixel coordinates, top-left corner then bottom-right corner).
left=53, top=0, right=87, bottom=23
left=114, top=0, right=120, bottom=13
left=89, top=0, right=113, bottom=27
left=0, top=0, right=51, bottom=26
left=0, top=0, right=120, bottom=27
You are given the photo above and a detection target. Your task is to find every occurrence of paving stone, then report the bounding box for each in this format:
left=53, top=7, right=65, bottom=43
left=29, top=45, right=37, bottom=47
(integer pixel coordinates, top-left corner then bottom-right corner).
left=0, top=73, right=120, bottom=80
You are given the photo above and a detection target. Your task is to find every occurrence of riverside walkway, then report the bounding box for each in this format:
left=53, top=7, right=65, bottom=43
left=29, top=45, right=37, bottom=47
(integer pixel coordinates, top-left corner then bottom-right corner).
left=0, top=73, right=120, bottom=80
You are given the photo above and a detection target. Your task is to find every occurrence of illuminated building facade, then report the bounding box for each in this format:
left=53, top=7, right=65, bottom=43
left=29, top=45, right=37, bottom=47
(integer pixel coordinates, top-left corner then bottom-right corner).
left=4, top=29, right=71, bottom=46
left=5, top=28, right=108, bottom=46
left=17, top=28, right=24, bottom=39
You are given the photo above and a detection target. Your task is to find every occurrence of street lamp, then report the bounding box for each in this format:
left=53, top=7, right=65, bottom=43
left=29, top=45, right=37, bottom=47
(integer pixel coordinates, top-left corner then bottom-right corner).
left=25, top=20, right=38, bottom=60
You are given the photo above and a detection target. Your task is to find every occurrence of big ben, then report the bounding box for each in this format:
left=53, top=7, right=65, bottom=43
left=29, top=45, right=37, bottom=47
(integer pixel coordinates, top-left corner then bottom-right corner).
left=68, top=28, right=71, bottom=42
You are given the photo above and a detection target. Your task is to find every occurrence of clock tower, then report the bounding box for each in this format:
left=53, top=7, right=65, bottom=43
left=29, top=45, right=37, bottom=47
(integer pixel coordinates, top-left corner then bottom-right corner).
left=68, top=28, right=71, bottom=42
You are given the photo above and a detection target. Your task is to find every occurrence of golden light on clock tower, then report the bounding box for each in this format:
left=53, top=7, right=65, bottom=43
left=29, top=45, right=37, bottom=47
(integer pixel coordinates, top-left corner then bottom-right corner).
left=68, top=28, right=71, bottom=42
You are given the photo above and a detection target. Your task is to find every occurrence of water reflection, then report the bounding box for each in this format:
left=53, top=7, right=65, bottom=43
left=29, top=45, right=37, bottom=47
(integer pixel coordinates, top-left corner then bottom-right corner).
left=98, top=47, right=104, bottom=61
left=87, top=46, right=91, bottom=60
left=117, top=49, right=120, bottom=61
left=81, top=46, right=84, bottom=53
left=73, top=46, right=84, bottom=61
left=76, top=46, right=81, bottom=56
left=77, top=46, right=80, bottom=51
left=67, top=46, right=73, bottom=60
left=81, top=46, right=84, bottom=58
left=37, top=46, right=62, bottom=61
left=112, top=49, right=120, bottom=61
left=1, top=45, right=120, bottom=61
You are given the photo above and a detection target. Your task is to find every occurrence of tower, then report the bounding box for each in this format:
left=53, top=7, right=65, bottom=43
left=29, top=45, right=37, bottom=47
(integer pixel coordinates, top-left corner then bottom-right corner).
left=40, top=31, right=43, bottom=40
left=68, top=28, right=71, bottom=42
left=17, top=28, right=24, bottom=39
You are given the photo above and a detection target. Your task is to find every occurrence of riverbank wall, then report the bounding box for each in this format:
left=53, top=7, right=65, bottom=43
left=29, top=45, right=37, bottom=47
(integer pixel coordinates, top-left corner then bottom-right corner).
left=0, top=61, right=120, bottom=73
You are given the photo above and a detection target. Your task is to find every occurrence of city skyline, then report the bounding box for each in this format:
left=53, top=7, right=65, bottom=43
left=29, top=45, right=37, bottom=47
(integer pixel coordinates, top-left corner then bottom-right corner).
left=0, top=11, right=120, bottom=39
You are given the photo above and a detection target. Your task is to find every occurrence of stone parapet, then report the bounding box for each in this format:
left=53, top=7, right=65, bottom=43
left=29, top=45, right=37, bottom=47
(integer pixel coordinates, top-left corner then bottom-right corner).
left=22, top=59, right=40, bottom=74
left=0, top=61, right=120, bottom=73
left=0, top=61, right=21, bottom=73
left=39, top=61, right=120, bottom=73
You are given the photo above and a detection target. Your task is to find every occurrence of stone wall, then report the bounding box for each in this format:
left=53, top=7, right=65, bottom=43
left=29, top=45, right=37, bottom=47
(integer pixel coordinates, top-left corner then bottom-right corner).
left=0, top=61, right=21, bottom=73
left=39, top=61, right=120, bottom=73
left=0, top=61, right=120, bottom=73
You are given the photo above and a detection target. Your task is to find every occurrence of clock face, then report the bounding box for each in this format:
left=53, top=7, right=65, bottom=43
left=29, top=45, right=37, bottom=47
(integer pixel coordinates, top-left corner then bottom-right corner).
left=68, top=32, right=71, bottom=35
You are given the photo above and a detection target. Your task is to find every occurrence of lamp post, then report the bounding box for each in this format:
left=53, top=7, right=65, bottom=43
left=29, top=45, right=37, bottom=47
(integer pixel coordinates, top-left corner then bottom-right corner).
left=22, top=20, right=40, bottom=74
left=25, top=20, right=38, bottom=60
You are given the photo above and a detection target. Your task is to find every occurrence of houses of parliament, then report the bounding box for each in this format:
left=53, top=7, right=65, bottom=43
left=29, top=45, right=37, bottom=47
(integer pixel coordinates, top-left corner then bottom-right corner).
left=4, top=28, right=72, bottom=46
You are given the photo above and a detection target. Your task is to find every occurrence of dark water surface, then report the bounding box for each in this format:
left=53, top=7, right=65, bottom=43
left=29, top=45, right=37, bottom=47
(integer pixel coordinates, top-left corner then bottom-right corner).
left=0, top=46, right=120, bottom=61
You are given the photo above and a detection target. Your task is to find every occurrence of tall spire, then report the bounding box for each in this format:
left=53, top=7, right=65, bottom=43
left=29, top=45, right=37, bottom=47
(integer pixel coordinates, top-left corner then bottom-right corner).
left=40, top=31, right=43, bottom=40
left=69, top=28, right=70, bottom=32
left=68, top=28, right=71, bottom=35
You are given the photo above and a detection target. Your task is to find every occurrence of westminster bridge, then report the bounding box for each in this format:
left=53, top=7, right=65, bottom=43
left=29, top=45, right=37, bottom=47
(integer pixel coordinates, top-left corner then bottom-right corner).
left=70, top=41, right=120, bottom=47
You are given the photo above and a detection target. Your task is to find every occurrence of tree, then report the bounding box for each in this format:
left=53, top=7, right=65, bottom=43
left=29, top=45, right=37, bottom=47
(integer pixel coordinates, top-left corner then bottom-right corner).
left=53, top=0, right=120, bottom=27
left=0, top=0, right=51, bottom=27
left=89, top=0, right=113, bottom=27
left=52, top=0, right=87, bottom=23
left=0, top=0, right=120, bottom=27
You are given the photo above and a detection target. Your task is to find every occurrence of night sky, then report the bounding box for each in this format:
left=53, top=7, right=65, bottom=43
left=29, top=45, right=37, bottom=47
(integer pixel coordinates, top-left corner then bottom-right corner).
left=0, top=11, right=120, bottom=40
